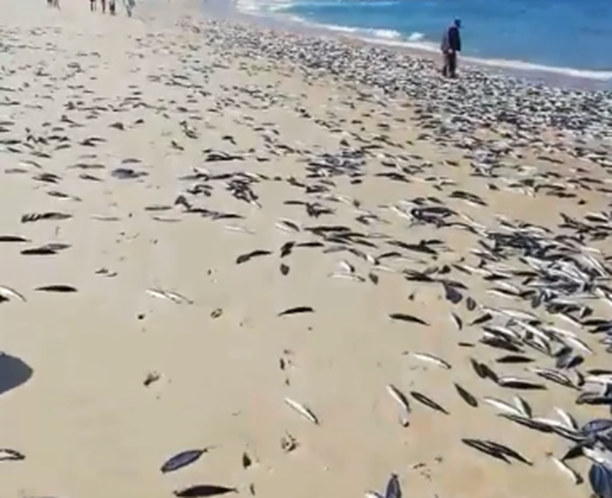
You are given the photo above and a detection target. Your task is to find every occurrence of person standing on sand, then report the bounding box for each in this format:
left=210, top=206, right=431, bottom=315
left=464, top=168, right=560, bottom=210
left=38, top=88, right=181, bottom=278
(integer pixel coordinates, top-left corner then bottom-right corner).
left=123, top=0, right=135, bottom=17
left=441, top=19, right=462, bottom=78
left=109, top=0, right=116, bottom=14
left=90, top=0, right=96, bottom=11
left=101, top=0, right=106, bottom=13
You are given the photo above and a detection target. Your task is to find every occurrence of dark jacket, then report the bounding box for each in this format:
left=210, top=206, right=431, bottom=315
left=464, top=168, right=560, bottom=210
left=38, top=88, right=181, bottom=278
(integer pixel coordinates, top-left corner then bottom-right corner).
left=441, top=26, right=461, bottom=52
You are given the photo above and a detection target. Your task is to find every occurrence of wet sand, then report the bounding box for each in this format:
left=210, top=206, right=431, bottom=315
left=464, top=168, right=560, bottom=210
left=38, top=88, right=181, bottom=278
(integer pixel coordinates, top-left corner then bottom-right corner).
left=0, top=0, right=611, bottom=497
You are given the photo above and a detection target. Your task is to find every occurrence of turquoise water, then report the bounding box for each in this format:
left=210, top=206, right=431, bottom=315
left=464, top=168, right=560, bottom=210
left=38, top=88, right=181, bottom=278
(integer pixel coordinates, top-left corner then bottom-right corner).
left=236, top=0, right=612, bottom=81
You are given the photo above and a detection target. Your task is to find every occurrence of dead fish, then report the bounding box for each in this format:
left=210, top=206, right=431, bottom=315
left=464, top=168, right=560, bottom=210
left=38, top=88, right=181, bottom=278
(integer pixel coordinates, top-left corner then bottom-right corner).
left=470, top=359, right=499, bottom=383
left=174, top=484, right=237, bottom=497
left=21, top=243, right=70, bottom=255
left=450, top=312, right=463, bottom=331
left=146, top=289, right=192, bottom=304
left=388, top=313, right=429, bottom=326
left=549, top=454, right=582, bottom=484
left=278, top=306, right=314, bottom=317
left=236, top=249, right=272, bottom=265
left=161, top=448, right=211, bottom=473
left=0, top=235, right=29, bottom=242
left=280, top=241, right=295, bottom=258
left=588, top=462, right=612, bottom=498
left=284, top=397, right=319, bottom=425
left=462, top=438, right=511, bottom=464
left=21, top=211, right=72, bottom=223
left=454, top=383, right=478, bottom=407
left=407, top=352, right=451, bottom=370
left=498, top=376, right=546, bottom=390
left=111, top=167, right=147, bottom=179
left=462, top=438, right=530, bottom=465
left=275, top=219, right=301, bottom=233
left=384, top=474, right=402, bottom=498
left=0, top=285, right=26, bottom=302
left=495, top=354, right=534, bottom=364
left=0, top=448, right=25, bottom=461
left=410, top=391, right=449, bottom=414
left=486, top=440, right=532, bottom=465
left=482, top=397, right=525, bottom=417
left=386, top=384, right=411, bottom=427
left=442, top=281, right=463, bottom=304
left=35, top=284, right=77, bottom=293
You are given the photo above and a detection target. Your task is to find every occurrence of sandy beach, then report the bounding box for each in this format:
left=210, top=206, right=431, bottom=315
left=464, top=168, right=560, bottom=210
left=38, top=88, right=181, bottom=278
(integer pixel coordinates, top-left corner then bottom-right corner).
left=1, top=0, right=611, bottom=497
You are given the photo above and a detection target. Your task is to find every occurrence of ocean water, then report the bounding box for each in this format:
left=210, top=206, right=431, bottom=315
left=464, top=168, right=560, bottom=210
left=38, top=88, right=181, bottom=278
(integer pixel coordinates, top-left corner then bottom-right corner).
left=235, top=0, right=612, bottom=82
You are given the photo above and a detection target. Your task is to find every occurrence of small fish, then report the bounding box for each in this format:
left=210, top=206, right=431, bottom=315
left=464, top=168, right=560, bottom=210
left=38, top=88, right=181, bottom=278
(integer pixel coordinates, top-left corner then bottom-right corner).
left=407, top=352, right=451, bottom=370
left=284, top=397, right=319, bottom=425
left=275, top=219, right=300, bottom=233
left=498, top=376, right=546, bottom=390
left=410, top=391, right=449, bottom=414
left=461, top=438, right=510, bottom=464
left=513, top=395, right=532, bottom=418
left=236, top=249, right=272, bottom=265
left=442, top=281, right=462, bottom=304
left=482, top=397, right=524, bottom=417
left=0, top=235, right=29, bottom=242
left=388, top=313, right=429, bottom=326
left=554, top=407, right=578, bottom=430
left=174, top=484, right=237, bottom=497
left=278, top=306, right=314, bottom=317
left=549, top=454, right=582, bottom=484
left=495, top=354, right=534, bottom=364
left=588, top=463, right=612, bottom=498
left=450, top=312, right=463, bottom=331
left=0, top=285, right=26, bottom=302
left=146, top=288, right=192, bottom=304
left=454, top=383, right=478, bottom=407
left=386, top=384, right=411, bottom=426
left=35, top=284, right=77, bottom=293
left=280, top=241, right=295, bottom=258
left=384, top=474, right=402, bottom=498
left=161, top=448, right=210, bottom=473
left=486, top=440, right=532, bottom=465
left=0, top=448, right=25, bottom=461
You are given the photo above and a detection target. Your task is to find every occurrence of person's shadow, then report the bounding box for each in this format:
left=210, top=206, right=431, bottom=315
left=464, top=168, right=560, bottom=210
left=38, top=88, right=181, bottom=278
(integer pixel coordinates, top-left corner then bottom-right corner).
left=0, top=353, right=33, bottom=397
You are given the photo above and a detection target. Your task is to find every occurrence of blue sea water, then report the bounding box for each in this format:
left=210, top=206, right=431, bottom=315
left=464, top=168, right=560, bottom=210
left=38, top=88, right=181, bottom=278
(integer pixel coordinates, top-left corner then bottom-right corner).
left=236, top=0, right=612, bottom=81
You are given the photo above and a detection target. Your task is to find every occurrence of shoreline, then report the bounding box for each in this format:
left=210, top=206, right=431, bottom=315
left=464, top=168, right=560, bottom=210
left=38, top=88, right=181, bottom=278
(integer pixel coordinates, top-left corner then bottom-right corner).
left=201, top=0, right=612, bottom=93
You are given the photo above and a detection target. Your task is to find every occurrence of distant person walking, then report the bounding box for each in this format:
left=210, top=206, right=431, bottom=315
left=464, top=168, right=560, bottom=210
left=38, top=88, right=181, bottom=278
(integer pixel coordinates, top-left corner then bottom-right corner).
left=109, top=0, right=116, bottom=14
left=90, top=0, right=96, bottom=11
left=441, top=19, right=462, bottom=78
left=123, top=0, right=135, bottom=16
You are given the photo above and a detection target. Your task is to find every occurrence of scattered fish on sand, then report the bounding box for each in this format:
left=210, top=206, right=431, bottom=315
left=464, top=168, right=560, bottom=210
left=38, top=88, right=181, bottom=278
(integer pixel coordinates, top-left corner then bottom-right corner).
left=278, top=306, right=314, bottom=317
left=284, top=397, right=319, bottom=425
left=161, top=448, right=211, bottom=474
left=146, top=288, right=193, bottom=304
left=173, top=484, right=237, bottom=497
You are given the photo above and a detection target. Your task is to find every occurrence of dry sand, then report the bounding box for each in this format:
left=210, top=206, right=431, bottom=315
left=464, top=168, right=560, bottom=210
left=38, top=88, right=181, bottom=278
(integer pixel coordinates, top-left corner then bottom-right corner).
left=0, top=0, right=611, bottom=497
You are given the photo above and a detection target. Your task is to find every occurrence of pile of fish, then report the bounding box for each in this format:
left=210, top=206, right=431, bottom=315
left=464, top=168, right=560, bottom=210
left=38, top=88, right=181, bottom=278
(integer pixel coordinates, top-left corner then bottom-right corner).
left=180, top=18, right=612, bottom=143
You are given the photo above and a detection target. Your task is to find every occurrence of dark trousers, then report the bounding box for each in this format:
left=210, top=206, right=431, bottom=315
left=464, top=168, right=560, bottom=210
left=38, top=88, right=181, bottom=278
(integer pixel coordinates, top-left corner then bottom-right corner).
left=442, top=51, right=458, bottom=78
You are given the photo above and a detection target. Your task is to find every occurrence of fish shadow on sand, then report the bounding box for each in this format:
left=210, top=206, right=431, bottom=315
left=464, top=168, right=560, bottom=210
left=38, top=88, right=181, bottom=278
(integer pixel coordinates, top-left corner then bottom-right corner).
left=0, top=353, right=33, bottom=397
